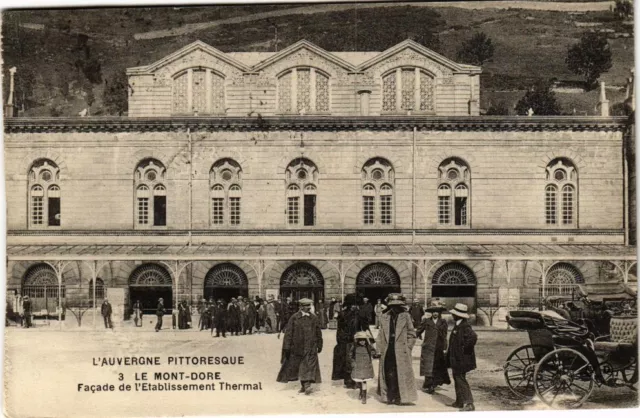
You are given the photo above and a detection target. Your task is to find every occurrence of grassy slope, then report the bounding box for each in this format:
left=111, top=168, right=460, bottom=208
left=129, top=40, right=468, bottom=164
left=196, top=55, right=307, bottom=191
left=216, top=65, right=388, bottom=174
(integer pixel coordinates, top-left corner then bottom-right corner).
left=2, top=5, right=633, bottom=117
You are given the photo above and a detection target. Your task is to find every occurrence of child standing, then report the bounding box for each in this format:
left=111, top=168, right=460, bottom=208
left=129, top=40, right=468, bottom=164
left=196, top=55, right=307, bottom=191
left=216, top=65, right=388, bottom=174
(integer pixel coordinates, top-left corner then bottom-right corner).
left=351, top=331, right=375, bottom=404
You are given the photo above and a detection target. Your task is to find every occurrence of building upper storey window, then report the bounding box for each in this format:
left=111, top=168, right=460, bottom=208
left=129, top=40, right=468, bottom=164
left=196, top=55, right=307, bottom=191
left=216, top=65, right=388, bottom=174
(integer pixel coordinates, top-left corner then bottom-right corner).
left=438, top=158, right=470, bottom=227
left=286, top=158, right=318, bottom=226
left=545, top=158, right=577, bottom=226
left=173, top=68, right=225, bottom=115
left=28, top=159, right=61, bottom=228
left=278, top=68, right=330, bottom=114
left=210, top=159, right=242, bottom=227
left=382, top=67, right=435, bottom=113
left=362, top=158, right=395, bottom=226
left=135, top=159, right=167, bottom=228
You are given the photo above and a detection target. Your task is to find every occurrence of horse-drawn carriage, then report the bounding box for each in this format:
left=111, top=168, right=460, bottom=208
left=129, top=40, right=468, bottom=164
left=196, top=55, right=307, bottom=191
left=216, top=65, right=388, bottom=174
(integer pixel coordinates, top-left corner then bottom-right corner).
left=503, top=283, right=637, bottom=408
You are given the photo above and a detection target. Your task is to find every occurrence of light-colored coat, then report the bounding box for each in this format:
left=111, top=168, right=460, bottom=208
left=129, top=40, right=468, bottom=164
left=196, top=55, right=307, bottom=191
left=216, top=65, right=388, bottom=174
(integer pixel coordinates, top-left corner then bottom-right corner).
left=376, top=310, right=418, bottom=404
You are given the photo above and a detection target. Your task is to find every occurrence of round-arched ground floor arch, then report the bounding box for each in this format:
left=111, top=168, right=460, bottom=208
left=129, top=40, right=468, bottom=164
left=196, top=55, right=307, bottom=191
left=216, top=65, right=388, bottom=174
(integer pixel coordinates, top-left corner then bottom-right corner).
left=203, top=263, right=248, bottom=303
left=355, top=263, right=401, bottom=303
left=431, top=262, right=477, bottom=312
left=128, top=264, right=173, bottom=315
left=22, top=263, right=65, bottom=318
left=280, top=263, right=325, bottom=306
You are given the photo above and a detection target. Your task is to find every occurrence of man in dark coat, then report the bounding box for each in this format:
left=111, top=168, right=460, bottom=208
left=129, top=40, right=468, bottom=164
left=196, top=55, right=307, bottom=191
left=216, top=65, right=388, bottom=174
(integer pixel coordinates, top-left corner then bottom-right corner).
left=416, top=301, right=450, bottom=393
left=244, top=297, right=257, bottom=334
left=376, top=293, right=417, bottom=405
left=277, top=298, right=323, bottom=395
left=446, top=303, right=477, bottom=412
left=331, top=293, right=368, bottom=388
left=227, top=298, right=241, bottom=335
left=101, top=299, right=113, bottom=329
left=359, top=297, right=374, bottom=326
left=213, top=299, right=227, bottom=337
left=410, top=301, right=425, bottom=332
left=22, top=296, right=32, bottom=328
left=178, top=300, right=191, bottom=329
left=155, top=298, right=165, bottom=332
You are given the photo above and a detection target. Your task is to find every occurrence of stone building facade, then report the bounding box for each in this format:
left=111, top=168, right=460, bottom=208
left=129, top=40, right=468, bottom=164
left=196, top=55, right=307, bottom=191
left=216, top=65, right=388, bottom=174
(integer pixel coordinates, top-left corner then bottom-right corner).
left=4, top=40, right=635, bottom=324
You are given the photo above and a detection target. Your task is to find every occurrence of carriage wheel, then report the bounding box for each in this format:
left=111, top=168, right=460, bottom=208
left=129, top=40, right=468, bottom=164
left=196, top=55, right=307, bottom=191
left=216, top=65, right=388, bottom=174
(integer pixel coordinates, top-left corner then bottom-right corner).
left=621, top=357, right=638, bottom=389
left=504, top=344, right=543, bottom=399
left=534, top=348, right=595, bottom=409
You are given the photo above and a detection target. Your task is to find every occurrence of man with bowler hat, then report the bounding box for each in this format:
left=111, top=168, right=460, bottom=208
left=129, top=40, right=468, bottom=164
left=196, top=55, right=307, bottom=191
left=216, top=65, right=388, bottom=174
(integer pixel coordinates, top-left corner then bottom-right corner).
left=277, top=298, right=323, bottom=395
left=446, top=303, right=477, bottom=411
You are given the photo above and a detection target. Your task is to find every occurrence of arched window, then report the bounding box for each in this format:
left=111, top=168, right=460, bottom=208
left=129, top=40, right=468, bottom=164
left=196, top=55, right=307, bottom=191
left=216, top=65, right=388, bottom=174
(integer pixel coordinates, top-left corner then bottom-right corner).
left=210, top=159, right=242, bottom=226
left=545, top=159, right=578, bottom=226
left=278, top=68, right=330, bottom=114
left=22, top=263, right=65, bottom=313
left=382, top=67, right=435, bottom=113
left=172, top=68, right=226, bottom=115
left=361, top=158, right=395, bottom=226
left=89, top=278, right=105, bottom=300
left=438, top=158, right=470, bottom=226
left=286, top=159, right=318, bottom=226
left=134, top=159, right=167, bottom=227
left=543, top=263, right=584, bottom=298
left=28, top=159, right=61, bottom=228
left=432, top=262, right=476, bottom=298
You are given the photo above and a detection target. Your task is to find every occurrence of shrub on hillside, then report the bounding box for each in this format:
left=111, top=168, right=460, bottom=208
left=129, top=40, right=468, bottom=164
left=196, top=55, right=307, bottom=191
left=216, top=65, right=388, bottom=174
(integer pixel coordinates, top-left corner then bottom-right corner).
left=566, top=32, right=612, bottom=90
left=515, top=81, right=561, bottom=116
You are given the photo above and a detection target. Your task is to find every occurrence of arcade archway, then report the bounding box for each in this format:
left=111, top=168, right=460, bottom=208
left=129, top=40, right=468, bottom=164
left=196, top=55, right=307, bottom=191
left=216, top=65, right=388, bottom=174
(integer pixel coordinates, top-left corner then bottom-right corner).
left=432, top=262, right=477, bottom=312
left=280, top=263, right=324, bottom=305
left=356, top=263, right=401, bottom=303
left=129, top=264, right=172, bottom=314
left=543, top=263, right=584, bottom=298
left=204, top=263, right=248, bottom=303
left=22, top=263, right=65, bottom=316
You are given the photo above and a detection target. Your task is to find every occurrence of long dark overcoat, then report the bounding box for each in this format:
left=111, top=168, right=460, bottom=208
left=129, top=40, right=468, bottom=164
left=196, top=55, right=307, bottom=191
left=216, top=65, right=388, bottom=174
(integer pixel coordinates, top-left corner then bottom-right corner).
left=277, top=312, right=323, bottom=383
left=376, top=310, right=418, bottom=404
left=331, top=309, right=367, bottom=380
left=244, top=302, right=256, bottom=331
left=417, top=317, right=450, bottom=384
left=446, top=319, right=477, bottom=375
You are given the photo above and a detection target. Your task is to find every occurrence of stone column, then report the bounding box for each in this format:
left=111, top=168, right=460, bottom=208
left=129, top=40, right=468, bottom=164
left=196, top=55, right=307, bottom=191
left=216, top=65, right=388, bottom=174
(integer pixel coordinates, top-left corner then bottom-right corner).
left=414, top=68, right=421, bottom=112
left=598, top=81, right=610, bottom=117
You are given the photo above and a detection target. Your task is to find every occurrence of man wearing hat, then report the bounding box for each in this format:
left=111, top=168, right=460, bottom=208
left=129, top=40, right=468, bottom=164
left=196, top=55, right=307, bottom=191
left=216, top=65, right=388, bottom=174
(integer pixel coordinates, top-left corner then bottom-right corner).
left=416, top=300, right=450, bottom=393
left=22, top=295, right=32, bottom=328
left=155, top=298, right=165, bottom=332
left=213, top=299, right=227, bottom=338
left=446, top=303, right=477, bottom=411
left=101, top=298, right=113, bottom=329
left=376, top=293, right=417, bottom=405
left=277, top=298, right=323, bottom=395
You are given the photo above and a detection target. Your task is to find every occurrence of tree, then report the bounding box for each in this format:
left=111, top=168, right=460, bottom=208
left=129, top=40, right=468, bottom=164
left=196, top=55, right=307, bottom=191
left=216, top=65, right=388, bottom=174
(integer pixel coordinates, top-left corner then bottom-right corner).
left=614, top=0, right=633, bottom=20
left=456, top=32, right=494, bottom=66
left=515, top=80, right=561, bottom=116
left=103, top=70, right=129, bottom=116
left=485, top=101, right=510, bottom=115
left=566, top=32, right=612, bottom=90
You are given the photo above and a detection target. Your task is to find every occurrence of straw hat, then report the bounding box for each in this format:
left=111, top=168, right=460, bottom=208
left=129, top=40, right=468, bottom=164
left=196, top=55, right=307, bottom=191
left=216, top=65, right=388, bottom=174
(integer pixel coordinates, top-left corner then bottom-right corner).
left=298, top=298, right=313, bottom=306
left=386, top=293, right=406, bottom=306
left=449, top=303, right=470, bottom=319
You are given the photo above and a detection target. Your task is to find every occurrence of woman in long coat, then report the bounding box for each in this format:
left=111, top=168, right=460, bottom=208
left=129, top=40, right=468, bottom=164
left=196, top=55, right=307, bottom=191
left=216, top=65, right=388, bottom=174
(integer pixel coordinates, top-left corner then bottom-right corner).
left=244, top=298, right=256, bottom=334
left=331, top=294, right=367, bottom=388
left=266, top=298, right=278, bottom=333
left=416, top=303, right=450, bottom=393
left=376, top=294, right=417, bottom=405
left=227, top=299, right=241, bottom=335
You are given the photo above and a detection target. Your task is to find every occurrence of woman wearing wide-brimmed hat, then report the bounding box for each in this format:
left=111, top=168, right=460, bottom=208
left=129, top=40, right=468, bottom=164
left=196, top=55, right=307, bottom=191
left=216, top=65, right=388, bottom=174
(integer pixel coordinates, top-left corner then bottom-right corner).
left=416, top=300, right=451, bottom=393
left=376, top=293, right=417, bottom=405
left=446, top=303, right=477, bottom=412
left=331, top=293, right=369, bottom=388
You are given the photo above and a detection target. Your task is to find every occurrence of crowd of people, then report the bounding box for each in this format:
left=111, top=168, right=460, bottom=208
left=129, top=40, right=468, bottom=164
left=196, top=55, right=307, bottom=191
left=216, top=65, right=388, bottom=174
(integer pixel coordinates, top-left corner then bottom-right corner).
left=277, top=293, right=478, bottom=411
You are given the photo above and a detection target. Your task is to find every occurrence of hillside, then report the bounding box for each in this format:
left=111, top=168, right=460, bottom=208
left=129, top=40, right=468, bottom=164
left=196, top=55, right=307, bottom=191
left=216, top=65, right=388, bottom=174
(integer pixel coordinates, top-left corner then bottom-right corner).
left=1, top=3, right=634, bottom=117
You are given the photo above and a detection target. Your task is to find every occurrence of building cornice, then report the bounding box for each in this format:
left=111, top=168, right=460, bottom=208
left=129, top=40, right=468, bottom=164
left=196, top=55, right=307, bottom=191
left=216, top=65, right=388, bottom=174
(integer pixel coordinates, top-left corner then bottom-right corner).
left=4, top=116, right=629, bottom=134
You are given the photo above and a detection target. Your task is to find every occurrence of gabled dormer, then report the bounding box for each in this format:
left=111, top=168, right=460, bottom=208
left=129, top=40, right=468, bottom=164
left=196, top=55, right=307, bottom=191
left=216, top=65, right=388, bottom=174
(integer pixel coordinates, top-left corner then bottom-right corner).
left=126, top=39, right=482, bottom=117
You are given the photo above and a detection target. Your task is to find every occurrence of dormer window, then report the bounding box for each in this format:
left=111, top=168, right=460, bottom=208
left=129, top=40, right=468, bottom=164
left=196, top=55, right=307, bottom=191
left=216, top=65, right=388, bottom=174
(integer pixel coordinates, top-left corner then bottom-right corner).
left=382, top=68, right=435, bottom=113
left=278, top=68, right=330, bottom=114
left=173, top=68, right=225, bottom=115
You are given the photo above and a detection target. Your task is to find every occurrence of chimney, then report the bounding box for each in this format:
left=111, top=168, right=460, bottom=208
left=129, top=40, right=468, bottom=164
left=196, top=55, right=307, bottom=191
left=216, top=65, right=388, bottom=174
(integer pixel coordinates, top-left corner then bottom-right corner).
left=598, top=81, right=610, bottom=117
left=4, top=67, right=17, bottom=118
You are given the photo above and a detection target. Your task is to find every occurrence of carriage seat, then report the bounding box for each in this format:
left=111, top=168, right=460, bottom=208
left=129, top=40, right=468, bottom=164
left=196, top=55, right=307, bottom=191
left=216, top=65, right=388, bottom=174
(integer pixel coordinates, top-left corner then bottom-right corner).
left=594, top=341, right=635, bottom=352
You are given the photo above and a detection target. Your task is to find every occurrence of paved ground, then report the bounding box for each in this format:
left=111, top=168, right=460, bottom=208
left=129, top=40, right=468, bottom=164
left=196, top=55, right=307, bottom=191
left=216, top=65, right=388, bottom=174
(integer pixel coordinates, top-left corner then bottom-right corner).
left=3, top=324, right=637, bottom=417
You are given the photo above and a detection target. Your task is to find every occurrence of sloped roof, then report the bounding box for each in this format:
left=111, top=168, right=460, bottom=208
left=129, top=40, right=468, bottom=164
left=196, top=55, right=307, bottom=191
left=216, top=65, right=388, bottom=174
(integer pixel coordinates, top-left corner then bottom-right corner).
left=127, top=39, right=480, bottom=75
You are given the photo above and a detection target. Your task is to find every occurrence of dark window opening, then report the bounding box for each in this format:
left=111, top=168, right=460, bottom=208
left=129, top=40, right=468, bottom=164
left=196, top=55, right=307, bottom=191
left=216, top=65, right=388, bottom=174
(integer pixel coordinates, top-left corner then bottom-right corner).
left=48, top=197, right=60, bottom=226
left=454, top=197, right=467, bottom=226
left=432, top=285, right=475, bottom=298
left=154, top=196, right=166, bottom=226
left=304, top=195, right=316, bottom=226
